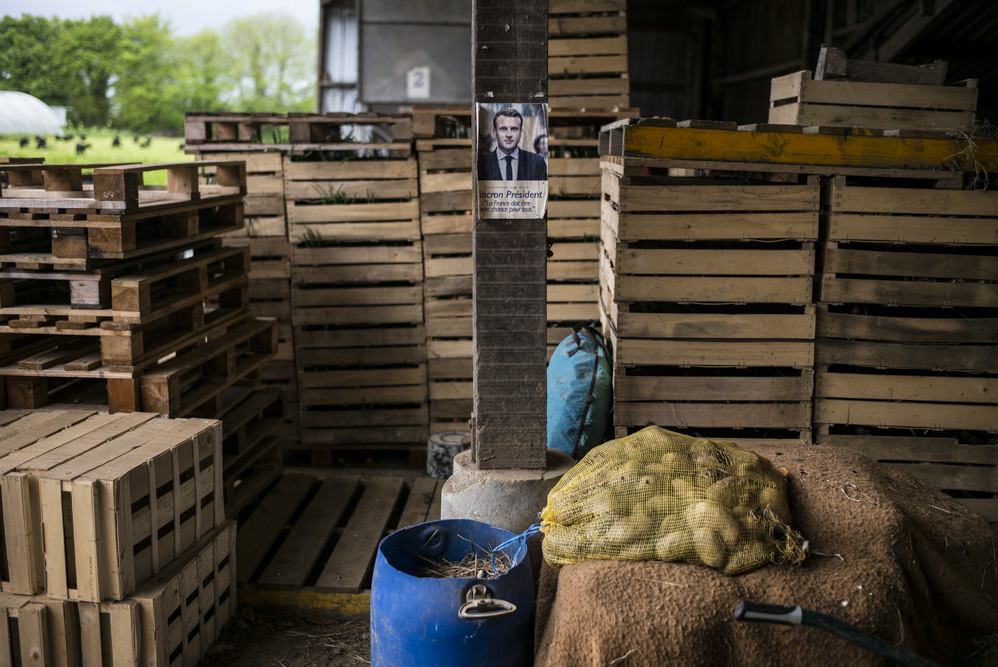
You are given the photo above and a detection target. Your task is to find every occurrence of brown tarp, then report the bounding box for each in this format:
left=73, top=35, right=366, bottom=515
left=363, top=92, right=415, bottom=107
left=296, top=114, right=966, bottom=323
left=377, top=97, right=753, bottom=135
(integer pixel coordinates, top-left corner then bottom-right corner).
left=535, top=444, right=998, bottom=666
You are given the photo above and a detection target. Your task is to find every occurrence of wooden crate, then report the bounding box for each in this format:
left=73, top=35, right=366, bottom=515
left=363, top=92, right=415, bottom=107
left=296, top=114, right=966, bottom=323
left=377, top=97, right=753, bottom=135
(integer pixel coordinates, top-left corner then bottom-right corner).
left=80, top=521, right=236, bottom=667
left=287, top=140, right=427, bottom=455
left=285, top=157, right=420, bottom=246
left=0, top=594, right=79, bottom=667
left=0, top=410, right=222, bottom=603
left=549, top=0, right=630, bottom=111
left=601, top=162, right=820, bottom=443
left=237, top=473, right=441, bottom=598
left=415, top=138, right=473, bottom=433
left=0, top=408, right=100, bottom=594
left=769, top=70, right=978, bottom=131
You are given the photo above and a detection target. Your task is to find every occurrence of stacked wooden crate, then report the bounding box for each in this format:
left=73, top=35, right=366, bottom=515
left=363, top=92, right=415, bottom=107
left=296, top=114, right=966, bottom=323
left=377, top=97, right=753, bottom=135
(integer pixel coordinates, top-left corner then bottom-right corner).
left=814, top=177, right=998, bottom=522
left=0, top=161, right=276, bottom=418
left=599, top=116, right=998, bottom=520
left=546, top=110, right=635, bottom=355
left=0, top=408, right=235, bottom=665
left=284, top=114, right=427, bottom=464
left=549, top=0, right=630, bottom=111
left=600, top=121, right=818, bottom=444
left=413, top=107, right=473, bottom=435
left=184, top=114, right=298, bottom=444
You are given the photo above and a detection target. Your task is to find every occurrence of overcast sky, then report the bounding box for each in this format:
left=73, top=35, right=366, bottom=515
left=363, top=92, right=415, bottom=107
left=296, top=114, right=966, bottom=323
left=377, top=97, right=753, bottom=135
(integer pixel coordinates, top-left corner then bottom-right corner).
left=3, top=0, right=320, bottom=36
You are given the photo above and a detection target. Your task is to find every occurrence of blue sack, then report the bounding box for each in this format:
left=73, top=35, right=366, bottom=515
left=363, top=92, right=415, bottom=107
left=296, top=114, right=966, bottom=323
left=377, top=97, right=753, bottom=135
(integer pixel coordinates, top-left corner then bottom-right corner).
left=547, top=322, right=613, bottom=461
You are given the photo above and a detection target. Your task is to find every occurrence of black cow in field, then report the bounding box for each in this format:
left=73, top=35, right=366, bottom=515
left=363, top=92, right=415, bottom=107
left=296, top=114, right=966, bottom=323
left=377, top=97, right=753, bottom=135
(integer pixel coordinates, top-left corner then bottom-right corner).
left=35, top=136, right=47, bottom=149
left=19, top=137, right=29, bottom=148
left=75, top=142, right=91, bottom=155
left=112, top=135, right=121, bottom=147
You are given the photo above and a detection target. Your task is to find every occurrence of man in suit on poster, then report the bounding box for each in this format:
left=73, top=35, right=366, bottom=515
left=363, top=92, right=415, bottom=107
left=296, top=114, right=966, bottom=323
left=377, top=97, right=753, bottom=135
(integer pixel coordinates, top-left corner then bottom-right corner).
left=478, top=107, right=548, bottom=181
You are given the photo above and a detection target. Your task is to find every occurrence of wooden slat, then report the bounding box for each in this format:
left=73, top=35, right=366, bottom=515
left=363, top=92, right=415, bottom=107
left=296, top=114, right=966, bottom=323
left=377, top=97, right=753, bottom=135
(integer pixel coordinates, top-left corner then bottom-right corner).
left=397, top=479, right=439, bottom=530
left=815, top=340, right=997, bottom=372
left=816, top=398, right=997, bottom=431
left=236, top=474, right=313, bottom=583
left=256, top=477, right=359, bottom=588
left=615, top=402, right=811, bottom=429
left=614, top=311, right=815, bottom=340
left=615, top=183, right=818, bottom=213
left=314, top=477, right=405, bottom=593
left=615, top=374, right=811, bottom=402
left=615, top=340, right=814, bottom=368
left=817, top=372, right=998, bottom=404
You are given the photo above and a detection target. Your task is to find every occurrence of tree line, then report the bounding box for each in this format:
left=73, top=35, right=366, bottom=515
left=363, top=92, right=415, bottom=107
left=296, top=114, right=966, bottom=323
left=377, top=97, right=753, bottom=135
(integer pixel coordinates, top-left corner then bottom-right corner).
left=0, top=12, right=316, bottom=135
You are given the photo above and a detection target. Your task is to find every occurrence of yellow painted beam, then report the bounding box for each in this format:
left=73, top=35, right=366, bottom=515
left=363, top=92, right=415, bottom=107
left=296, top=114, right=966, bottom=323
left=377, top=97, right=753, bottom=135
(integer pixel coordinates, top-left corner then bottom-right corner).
left=239, top=587, right=371, bottom=618
left=612, top=124, right=998, bottom=172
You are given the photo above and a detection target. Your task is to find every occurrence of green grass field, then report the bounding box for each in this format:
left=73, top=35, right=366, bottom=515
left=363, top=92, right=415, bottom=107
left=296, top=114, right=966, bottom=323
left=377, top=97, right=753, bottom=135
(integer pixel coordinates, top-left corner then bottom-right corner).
left=0, top=130, right=191, bottom=185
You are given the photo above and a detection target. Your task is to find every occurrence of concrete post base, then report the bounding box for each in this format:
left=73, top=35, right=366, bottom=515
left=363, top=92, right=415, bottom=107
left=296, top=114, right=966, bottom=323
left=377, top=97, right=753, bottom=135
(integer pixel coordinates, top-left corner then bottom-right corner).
left=441, top=448, right=574, bottom=577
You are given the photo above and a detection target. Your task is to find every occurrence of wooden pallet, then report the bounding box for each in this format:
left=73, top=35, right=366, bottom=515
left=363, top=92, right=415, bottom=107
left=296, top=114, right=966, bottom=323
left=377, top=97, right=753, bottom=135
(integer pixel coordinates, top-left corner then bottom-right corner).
left=184, top=112, right=413, bottom=155
left=549, top=0, right=629, bottom=110
left=199, top=152, right=287, bottom=238
left=0, top=161, right=246, bottom=216
left=769, top=70, right=978, bottom=131
left=139, top=316, right=277, bottom=417
left=0, top=240, right=247, bottom=324
left=0, top=594, right=79, bottom=667
left=82, top=521, right=236, bottom=667
left=0, top=410, right=222, bottom=604
left=237, top=472, right=442, bottom=602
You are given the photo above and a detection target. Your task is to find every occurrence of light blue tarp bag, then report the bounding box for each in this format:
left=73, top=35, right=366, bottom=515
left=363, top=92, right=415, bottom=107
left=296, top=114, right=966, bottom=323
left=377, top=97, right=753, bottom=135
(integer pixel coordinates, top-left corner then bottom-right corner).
left=547, top=322, right=613, bottom=461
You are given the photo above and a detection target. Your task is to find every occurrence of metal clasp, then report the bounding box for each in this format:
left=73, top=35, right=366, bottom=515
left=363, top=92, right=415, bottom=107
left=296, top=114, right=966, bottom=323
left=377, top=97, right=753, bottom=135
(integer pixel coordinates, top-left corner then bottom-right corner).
left=458, top=584, right=517, bottom=620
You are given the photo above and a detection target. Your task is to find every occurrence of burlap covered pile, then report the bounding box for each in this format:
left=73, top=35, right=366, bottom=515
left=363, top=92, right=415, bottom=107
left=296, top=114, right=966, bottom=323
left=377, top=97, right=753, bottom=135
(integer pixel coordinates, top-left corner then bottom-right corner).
left=534, top=443, right=998, bottom=666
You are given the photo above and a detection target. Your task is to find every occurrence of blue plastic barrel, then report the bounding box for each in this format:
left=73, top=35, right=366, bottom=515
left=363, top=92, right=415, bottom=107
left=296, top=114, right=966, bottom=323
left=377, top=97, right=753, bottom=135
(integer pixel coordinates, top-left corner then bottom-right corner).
left=370, top=519, right=534, bottom=666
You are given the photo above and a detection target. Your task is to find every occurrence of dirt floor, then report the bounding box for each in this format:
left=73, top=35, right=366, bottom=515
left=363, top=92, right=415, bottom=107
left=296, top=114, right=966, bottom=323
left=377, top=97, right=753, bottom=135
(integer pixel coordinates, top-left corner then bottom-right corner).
left=203, top=608, right=371, bottom=666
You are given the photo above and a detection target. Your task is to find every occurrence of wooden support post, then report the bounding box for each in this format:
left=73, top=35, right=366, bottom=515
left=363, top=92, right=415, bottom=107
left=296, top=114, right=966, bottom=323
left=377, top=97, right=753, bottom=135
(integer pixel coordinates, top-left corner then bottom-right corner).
left=472, top=0, right=548, bottom=470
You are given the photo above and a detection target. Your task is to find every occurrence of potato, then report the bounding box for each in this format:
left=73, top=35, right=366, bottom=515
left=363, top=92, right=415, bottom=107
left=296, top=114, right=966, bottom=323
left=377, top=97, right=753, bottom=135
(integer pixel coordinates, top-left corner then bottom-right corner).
left=655, top=531, right=692, bottom=561
left=692, top=527, right=727, bottom=569
left=671, top=477, right=703, bottom=504
left=618, top=540, right=655, bottom=561
left=685, top=501, right=740, bottom=547
left=759, top=486, right=790, bottom=524
left=706, top=475, right=740, bottom=505
left=644, top=462, right=668, bottom=476
left=659, top=514, right=683, bottom=536
left=724, top=539, right=773, bottom=575
left=661, top=451, right=691, bottom=470
left=645, top=493, right=679, bottom=518
left=606, top=513, right=654, bottom=547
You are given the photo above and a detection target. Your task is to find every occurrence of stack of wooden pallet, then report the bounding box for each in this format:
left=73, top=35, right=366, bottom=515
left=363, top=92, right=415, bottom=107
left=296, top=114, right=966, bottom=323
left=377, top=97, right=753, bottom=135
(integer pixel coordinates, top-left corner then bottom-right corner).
left=599, top=117, right=998, bottom=521
left=0, top=161, right=276, bottom=417
left=0, top=408, right=235, bottom=665
left=184, top=114, right=298, bottom=445
left=284, top=114, right=427, bottom=464
left=412, top=107, right=473, bottom=435
left=549, top=0, right=630, bottom=111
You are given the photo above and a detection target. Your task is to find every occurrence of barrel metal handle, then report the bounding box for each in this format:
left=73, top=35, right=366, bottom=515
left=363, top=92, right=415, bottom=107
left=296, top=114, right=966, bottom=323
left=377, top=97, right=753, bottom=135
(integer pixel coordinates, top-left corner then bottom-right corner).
left=458, top=584, right=517, bottom=620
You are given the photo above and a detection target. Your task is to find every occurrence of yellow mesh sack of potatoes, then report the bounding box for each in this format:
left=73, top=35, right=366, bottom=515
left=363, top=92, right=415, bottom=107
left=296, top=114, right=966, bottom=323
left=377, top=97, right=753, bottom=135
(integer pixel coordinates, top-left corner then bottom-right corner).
left=540, top=426, right=807, bottom=575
